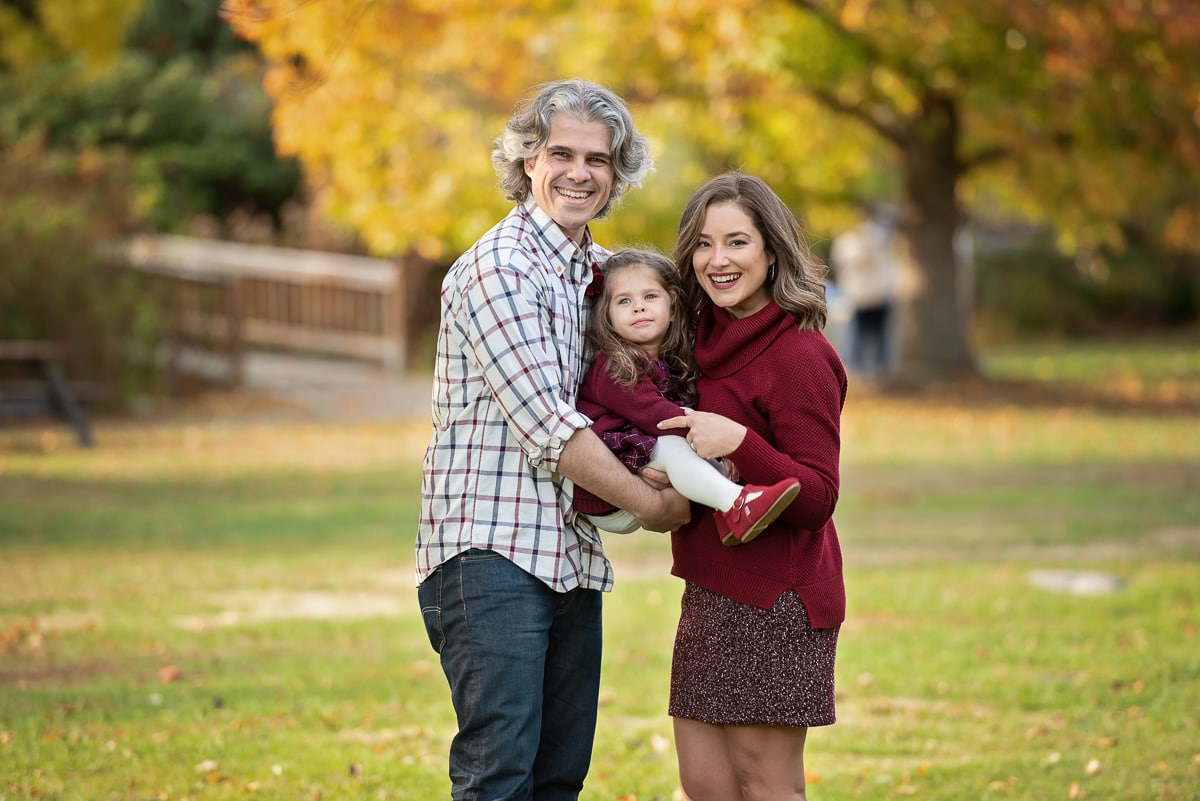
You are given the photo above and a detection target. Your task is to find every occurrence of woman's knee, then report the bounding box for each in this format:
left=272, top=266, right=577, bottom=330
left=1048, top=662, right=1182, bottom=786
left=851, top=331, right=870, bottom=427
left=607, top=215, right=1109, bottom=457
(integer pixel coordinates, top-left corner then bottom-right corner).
left=674, top=718, right=743, bottom=800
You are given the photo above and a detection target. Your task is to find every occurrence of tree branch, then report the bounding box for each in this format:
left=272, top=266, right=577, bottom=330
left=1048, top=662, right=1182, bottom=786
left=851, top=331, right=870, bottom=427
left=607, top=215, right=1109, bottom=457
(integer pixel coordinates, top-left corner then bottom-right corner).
left=959, top=145, right=1010, bottom=172
left=809, top=87, right=908, bottom=147
left=783, top=0, right=915, bottom=146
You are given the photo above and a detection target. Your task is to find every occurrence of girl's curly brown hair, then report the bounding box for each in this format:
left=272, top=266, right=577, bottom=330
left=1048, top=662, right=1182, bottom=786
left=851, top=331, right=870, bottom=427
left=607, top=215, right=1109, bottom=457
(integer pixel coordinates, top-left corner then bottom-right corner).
left=587, top=248, right=698, bottom=406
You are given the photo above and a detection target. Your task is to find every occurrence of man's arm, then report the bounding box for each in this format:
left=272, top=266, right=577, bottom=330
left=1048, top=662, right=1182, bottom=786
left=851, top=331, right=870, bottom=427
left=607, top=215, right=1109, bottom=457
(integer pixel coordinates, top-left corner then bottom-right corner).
left=558, top=427, right=691, bottom=532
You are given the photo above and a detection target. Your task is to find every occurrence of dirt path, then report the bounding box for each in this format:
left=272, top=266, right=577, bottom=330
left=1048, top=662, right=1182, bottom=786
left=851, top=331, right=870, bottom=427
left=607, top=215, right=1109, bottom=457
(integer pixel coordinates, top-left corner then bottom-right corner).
left=228, top=351, right=433, bottom=422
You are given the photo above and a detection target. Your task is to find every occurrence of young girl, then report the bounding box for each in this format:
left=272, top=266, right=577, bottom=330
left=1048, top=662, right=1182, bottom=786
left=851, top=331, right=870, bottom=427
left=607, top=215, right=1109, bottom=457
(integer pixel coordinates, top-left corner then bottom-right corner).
left=574, top=248, right=799, bottom=545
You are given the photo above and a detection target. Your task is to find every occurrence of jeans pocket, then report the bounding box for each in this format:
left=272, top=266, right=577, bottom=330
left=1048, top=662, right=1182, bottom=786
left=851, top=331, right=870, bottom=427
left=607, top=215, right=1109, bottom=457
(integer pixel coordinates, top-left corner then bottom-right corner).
left=417, top=576, right=445, bottom=654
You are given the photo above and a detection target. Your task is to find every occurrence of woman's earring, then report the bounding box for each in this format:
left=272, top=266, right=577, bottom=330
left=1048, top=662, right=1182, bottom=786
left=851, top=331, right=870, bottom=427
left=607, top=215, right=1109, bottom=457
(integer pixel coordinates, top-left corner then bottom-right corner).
left=768, top=262, right=777, bottom=282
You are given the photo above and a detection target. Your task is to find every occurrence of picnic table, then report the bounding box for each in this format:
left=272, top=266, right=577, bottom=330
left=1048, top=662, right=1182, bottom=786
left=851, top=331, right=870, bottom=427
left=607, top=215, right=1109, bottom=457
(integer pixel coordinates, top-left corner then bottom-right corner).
left=0, top=340, right=95, bottom=447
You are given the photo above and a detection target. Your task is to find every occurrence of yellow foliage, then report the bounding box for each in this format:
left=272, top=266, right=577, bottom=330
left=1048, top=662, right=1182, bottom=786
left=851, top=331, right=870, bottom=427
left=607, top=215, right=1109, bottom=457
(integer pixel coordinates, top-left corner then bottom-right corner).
left=0, top=0, right=143, bottom=73
left=0, top=6, right=46, bottom=69
left=225, top=0, right=864, bottom=259
left=226, top=0, right=1200, bottom=265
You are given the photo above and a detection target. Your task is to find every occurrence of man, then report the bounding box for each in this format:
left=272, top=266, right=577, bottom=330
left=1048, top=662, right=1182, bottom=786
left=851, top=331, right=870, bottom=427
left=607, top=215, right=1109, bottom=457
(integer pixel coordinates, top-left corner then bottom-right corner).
left=416, top=79, right=690, bottom=800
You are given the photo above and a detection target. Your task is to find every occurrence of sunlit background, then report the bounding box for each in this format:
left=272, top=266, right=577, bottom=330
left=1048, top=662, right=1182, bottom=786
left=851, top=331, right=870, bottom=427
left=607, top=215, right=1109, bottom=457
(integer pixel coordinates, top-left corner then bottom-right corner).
left=1, top=4, right=1198, bottom=798
left=2, top=0, right=1198, bottom=400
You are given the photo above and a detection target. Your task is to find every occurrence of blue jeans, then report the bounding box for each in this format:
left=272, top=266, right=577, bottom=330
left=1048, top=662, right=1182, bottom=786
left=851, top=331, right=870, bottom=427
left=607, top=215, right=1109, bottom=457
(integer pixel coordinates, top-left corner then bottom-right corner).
left=418, top=549, right=603, bottom=801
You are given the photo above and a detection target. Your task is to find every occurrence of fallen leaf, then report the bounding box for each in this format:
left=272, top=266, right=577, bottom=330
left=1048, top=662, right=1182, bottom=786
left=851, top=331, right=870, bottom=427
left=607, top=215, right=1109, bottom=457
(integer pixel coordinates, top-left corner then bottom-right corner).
left=159, top=664, right=182, bottom=683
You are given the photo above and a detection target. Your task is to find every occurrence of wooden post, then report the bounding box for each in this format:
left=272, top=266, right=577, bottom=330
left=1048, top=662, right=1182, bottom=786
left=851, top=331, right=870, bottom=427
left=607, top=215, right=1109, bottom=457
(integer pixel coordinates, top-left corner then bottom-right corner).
left=225, top=276, right=245, bottom=387
left=384, top=259, right=405, bottom=372
left=42, top=359, right=95, bottom=448
left=0, top=340, right=94, bottom=447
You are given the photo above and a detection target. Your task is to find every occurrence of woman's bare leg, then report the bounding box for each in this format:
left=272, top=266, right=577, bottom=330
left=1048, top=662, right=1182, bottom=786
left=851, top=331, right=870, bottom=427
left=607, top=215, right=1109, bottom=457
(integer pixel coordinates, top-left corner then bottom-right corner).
left=675, top=716, right=810, bottom=801
left=725, top=723, right=809, bottom=801
left=674, top=717, right=744, bottom=801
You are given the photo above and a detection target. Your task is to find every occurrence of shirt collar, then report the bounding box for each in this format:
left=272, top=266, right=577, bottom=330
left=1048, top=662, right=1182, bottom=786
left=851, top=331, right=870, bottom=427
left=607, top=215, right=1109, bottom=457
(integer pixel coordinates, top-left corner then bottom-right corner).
left=524, top=199, right=592, bottom=261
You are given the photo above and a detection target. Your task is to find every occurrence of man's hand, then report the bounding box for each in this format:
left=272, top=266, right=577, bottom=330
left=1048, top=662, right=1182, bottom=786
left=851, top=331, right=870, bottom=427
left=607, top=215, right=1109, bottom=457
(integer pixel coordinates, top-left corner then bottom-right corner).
left=560, top=428, right=691, bottom=533
left=634, top=487, right=691, bottom=533
left=638, top=466, right=671, bottom=491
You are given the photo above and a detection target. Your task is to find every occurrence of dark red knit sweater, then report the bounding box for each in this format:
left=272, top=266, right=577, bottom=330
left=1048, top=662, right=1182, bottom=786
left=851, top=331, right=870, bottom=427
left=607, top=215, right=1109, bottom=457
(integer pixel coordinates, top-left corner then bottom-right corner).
left=670, top=300, right=848, bottom=628
left=573, top=353, right=690, bottom=516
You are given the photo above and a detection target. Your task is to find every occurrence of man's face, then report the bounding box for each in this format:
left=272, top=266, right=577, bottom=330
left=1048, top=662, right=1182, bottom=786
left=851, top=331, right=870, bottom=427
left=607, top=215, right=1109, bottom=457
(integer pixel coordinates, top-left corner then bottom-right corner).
left=524, top=114, right=615, bottom=242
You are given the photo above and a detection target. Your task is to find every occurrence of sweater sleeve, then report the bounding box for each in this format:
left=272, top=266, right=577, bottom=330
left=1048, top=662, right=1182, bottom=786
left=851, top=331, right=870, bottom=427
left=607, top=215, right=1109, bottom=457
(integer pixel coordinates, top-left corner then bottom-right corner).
left=727, top=332, right=846, bottom=532
left=581, top=359, right=689, bottom=440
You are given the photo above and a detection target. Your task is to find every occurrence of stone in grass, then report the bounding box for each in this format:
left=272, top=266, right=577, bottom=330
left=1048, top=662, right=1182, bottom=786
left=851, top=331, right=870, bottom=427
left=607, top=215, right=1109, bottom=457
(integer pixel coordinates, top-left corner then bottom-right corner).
left=1026, top=569, right=1125, bottom=596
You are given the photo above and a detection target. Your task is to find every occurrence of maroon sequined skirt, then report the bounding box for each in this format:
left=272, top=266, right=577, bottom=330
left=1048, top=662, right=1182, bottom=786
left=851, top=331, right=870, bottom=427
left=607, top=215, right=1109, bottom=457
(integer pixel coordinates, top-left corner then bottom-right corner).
left=669, top=582, right=838, bottom=727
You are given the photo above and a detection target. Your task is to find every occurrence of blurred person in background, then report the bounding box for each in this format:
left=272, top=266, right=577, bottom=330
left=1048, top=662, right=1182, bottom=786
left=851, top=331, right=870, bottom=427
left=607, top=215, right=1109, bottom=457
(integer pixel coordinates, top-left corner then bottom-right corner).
left=830, top=202, right=899, bottom=377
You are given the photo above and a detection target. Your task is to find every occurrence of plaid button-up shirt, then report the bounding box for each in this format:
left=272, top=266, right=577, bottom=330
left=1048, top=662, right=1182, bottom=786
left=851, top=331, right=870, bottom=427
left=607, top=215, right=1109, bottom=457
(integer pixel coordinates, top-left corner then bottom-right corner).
left=416, top=200, right=613, bottom=593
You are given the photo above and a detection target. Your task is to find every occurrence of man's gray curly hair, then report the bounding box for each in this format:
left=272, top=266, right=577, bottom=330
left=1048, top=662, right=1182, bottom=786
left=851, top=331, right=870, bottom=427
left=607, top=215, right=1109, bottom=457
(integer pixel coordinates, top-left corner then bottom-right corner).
left=492, top=79, right=654, bottom=220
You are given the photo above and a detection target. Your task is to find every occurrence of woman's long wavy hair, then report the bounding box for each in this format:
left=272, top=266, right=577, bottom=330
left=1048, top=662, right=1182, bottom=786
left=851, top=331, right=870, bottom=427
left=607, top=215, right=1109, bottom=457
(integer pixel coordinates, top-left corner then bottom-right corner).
left=672, top=172, right=829, bottom=331
left=588, top=249, right=698, bottom=405
left=492, top=79, right=654, bottom=220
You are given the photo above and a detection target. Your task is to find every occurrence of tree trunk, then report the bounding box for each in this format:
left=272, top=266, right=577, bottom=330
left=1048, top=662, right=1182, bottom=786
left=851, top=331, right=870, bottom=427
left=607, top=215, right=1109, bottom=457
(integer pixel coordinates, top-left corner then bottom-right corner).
left=892, top=93, right=979, bottom=384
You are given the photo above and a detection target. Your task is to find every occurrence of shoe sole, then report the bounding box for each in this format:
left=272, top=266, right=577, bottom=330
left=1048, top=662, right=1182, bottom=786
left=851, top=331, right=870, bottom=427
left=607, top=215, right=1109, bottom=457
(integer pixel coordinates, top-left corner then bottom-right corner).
left=721, top=483, right=800, bottom=546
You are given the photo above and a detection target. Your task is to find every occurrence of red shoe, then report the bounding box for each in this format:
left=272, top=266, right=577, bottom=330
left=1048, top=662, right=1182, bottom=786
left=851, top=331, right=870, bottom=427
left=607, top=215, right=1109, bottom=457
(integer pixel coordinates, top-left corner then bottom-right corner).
left=715, top=479, right=800, bottom=546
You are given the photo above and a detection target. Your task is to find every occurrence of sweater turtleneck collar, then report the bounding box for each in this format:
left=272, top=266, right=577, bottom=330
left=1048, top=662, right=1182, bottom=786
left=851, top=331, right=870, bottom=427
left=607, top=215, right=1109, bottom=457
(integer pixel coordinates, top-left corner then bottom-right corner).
left=694, top=300, right=795, bottom=379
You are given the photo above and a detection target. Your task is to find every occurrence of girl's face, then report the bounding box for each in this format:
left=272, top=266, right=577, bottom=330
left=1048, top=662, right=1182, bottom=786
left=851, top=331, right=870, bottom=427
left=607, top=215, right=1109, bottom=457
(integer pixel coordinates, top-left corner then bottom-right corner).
left=692, top=201, right=774, bottom=319
left=606, top=264, right=674, bottom=358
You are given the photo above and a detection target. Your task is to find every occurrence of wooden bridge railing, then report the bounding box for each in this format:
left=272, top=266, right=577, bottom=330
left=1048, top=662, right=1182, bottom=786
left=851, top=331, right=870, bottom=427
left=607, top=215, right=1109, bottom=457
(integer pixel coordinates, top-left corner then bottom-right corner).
left=127, top=235, right=423, bottom=386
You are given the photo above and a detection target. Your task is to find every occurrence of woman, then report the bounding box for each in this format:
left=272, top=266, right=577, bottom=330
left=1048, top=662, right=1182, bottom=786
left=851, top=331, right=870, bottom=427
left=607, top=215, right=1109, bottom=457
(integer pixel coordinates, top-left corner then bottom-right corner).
left=657, top=172, right=848, bottom=800
left=573, top=248, right=799, bottom=543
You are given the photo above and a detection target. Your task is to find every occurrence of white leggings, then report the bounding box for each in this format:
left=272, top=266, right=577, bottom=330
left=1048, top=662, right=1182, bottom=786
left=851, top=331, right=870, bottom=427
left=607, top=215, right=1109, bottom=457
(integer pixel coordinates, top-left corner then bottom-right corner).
left=583, top=435, right=742, bottom=535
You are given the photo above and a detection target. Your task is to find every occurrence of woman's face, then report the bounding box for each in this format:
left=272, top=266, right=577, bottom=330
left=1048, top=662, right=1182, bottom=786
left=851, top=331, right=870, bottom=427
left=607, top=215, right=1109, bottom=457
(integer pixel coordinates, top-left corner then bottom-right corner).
left=691, top=201, right=774, bottom=319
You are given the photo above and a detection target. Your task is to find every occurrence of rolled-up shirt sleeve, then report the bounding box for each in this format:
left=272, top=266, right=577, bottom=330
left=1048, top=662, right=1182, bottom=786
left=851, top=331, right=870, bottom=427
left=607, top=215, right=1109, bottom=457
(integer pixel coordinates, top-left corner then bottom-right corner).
left=457, top=250, right=590, bottom=472
left=417, top=200, right=612, bottom=594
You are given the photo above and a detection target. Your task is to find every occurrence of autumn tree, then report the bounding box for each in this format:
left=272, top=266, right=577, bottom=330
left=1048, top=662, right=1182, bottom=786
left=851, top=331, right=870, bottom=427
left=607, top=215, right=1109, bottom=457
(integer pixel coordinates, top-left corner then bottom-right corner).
left=650, top=0, right=1200, bottom=379
left=225, top=0, right=1200, bottom=383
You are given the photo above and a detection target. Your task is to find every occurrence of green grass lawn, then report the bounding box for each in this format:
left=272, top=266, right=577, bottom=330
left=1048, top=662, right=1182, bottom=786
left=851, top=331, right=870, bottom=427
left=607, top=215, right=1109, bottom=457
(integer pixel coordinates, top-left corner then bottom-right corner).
left=2, top=337, right=1198, bottom=800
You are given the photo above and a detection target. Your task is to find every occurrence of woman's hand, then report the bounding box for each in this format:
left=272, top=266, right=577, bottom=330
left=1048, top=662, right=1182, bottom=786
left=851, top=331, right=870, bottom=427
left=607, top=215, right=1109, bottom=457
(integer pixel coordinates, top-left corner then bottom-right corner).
left=658, top=410, right=747, bottom=461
